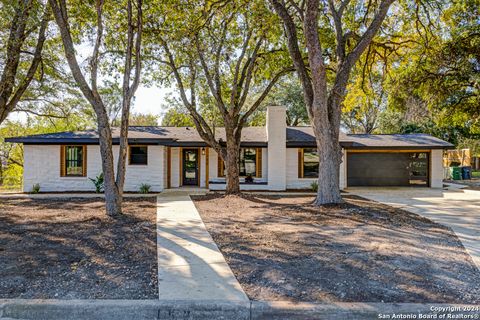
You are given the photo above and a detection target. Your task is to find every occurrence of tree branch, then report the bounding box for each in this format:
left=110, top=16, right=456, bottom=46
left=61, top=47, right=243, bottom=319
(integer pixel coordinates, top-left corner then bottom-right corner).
left=195, top=38, right=228, bottom=115
left=238, top=66, right=295, bottom=128
left=268, top=0, right=314, bottom=116
left=230, top=29, right=252, bottom=108
left=3, top=4, right=50, bottom=121
left=90, top=0, right=104, bottom=96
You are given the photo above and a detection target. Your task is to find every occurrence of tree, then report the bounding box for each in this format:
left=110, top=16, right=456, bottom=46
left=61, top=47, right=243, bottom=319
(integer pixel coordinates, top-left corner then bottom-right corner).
left=128, top=113, right=159, bottom=126
left=378, top=0, right=479, bottom=145
left=161, top=107, right=195, bottom=127
left=49, top=0, right=143, bottom=216
left=270, top=0, right=401, bottom=204
left=0, top=0, right=50, bottom=124
left=342, top=66, right=387, bottom=133
left=148, top=0, right=293, bottom=193
left=270, top=77, right=309, bottom=126
left=389, top=24, right=479, bottom=133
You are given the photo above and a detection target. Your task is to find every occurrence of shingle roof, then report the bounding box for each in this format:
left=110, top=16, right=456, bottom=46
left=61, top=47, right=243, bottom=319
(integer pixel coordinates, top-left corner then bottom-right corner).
left=286, top=127, right=454, bottom=149
left=345, top=133, right=454, bottom=149
left=4, top=126, right=268, bottom=146
left=5, top=126, right=454, bottom=149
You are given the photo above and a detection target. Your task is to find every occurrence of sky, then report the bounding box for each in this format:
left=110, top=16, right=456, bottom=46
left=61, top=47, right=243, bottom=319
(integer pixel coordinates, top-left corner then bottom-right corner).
left=131, top=86, right=173, bottom=117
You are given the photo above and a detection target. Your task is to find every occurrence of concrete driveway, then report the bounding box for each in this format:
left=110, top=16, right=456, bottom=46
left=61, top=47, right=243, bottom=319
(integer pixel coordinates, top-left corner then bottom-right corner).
left=348, top=186, right=480, bottom=270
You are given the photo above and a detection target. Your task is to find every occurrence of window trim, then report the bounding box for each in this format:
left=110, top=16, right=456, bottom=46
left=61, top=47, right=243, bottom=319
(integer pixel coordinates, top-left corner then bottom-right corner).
left=298, top=148, right=319, bottom=179
left=128, top=145, right=149, bottom=166
left=60, top=145, right=87, bottom=177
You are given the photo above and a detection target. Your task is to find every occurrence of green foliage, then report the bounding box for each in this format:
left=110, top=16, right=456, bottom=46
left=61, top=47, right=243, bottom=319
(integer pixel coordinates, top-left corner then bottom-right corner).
left=89, top=173, right=105, bottom=193
left=270, top=77, right=309, bottom=126
left=129, top=113, right=159, bottom=126
left=30, top=183, right=40, bottom=194
left=144, top=0, right=291, bottom=127
left=139, top=183, right=151, bottom=194
left=457, top=138, right=480, bottom=157
left=0, top=122, right=24, bottom=190
left=161, top=106, right=195, bottom=127
left=310, top=181, right=318, bottom=192
left=377, top=0, right=480, bottom=140
left=376, top=108, right=478, bottom=146
left=112, top=112, right=159, bottom=126
left=343, top=59, right=387, bottom=133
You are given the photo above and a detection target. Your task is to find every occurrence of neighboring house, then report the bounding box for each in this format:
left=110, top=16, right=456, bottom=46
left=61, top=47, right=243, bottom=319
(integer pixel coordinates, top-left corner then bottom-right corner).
left=6, top=106, right=453, bottom=193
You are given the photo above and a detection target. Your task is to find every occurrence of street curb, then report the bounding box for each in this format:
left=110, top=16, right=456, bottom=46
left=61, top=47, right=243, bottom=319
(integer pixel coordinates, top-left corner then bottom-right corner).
left=1, top=299, right=478, bottom=320
left=251, top=301, right=479, bottom=320
left=0, top=299, right=250, bottom=320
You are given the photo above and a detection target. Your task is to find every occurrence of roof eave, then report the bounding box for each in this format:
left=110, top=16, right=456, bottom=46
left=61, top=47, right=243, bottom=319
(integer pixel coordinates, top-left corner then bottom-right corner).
left=5, top=137, right=177, bottom=145
left=345, top=145, right=455, bottom=150
left=5, top=137, right=268, bottom=148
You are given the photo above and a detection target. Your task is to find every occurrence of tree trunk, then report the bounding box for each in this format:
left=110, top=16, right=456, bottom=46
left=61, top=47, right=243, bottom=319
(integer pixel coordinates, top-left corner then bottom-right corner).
left=97, top=113, right=122, bottom=216
left=311, top=99, right=343, bottom=205
left=116, top=0, right=142, bottom=195
left=0, top=161, right=3, bottom=187
left=223, top=132, right=240, bottom=194
left=313, top=134, right=343, bottom=205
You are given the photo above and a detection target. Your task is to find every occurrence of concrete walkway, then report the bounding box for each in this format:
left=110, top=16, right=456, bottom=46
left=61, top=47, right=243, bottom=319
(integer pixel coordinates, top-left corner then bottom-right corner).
left=156, top=190, right=248, bottom=301
left=348, top=187, right=480, bottom=269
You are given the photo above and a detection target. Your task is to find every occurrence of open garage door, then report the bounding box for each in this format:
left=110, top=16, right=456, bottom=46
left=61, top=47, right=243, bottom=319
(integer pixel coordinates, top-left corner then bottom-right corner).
left=347, top=152, right=429, bottom=187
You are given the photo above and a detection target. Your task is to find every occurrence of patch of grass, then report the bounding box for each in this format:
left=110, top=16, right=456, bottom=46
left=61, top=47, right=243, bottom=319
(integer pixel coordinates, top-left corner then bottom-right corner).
left=472, top=171, right=480, bottom=178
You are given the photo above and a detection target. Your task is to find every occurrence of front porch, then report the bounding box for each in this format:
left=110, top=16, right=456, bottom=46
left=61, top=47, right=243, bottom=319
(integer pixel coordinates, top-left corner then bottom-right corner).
left=164, top=146, right=268, bottom=191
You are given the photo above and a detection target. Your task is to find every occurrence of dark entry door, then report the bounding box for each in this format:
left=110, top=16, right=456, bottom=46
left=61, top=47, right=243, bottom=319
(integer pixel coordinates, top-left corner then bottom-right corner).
left=182, top=149, right=199, bottom=186
left=347, top=152, right=429, bottom=187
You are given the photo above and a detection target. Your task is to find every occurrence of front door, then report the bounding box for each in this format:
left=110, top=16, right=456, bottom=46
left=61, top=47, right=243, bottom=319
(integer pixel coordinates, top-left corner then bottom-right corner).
left=182, top=149, right=199, bottom=186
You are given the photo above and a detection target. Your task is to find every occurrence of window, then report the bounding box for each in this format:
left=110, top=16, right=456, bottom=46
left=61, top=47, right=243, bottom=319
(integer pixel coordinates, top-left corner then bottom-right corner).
left=61, top=145, right=86, bottom=177
left=408, top=152, right=429, bottom=185
left=129, top=146, right=148, bottom=165
left=239, top=148, right=256, bottom=176
left=299, top=148, right=319, bottom=178
left=218, top=148, right=262, bottom=177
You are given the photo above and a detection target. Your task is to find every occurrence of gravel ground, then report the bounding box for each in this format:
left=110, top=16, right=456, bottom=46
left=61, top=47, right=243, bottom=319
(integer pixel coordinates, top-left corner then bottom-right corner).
left=0, top=197, right=158, bottom=299
left=193, top=193, right=480, bottom=303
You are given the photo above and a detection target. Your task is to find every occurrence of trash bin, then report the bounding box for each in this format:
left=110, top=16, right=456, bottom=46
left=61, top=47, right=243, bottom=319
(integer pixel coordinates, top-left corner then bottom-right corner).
left=461, top=166, right=472, bottom=180
left=449, top=166, right=462, bottom=180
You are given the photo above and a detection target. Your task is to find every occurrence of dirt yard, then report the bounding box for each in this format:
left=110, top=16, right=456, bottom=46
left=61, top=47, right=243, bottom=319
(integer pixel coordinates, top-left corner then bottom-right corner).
left=193, top=193, right=480, bottom=303
left=0, top=197, right=158, bottom=299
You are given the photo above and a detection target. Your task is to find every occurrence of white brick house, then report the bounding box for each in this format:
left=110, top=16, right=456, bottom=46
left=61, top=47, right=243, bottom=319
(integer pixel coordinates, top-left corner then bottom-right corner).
left=6, top=106, right=453, bottom=193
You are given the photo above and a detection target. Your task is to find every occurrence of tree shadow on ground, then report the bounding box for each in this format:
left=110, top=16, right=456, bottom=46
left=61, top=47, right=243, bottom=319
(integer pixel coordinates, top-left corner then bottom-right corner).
left=0, top=197, right=158, bottom=299
left=193, top=194, right=480, bottom=303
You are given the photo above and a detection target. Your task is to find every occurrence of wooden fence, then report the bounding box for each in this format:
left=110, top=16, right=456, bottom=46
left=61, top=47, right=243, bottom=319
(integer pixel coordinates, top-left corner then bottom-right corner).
left=443, top=149, right=471, bottom=167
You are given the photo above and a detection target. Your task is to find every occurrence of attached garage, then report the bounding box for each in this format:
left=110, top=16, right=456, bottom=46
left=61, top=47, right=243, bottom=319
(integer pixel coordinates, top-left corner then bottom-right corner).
left=347, top=151, right=430, bottom=187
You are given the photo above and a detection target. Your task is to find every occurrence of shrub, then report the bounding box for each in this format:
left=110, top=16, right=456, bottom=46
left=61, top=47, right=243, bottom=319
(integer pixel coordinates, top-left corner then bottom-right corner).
left=310, top=181, right=318, bottom=192
left=31, top=183, right=40, bottom=194
left=89, top=173, right=104, bottom=193
left=139, top=183, right=151, bottom=194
